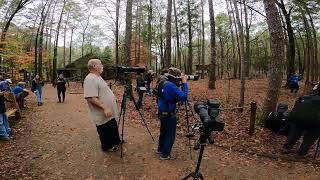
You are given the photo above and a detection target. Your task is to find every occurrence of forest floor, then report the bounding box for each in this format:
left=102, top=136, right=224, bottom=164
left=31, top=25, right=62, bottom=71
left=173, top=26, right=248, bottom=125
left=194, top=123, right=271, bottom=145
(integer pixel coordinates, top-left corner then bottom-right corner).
left=1, top=78, right=320, bottom=179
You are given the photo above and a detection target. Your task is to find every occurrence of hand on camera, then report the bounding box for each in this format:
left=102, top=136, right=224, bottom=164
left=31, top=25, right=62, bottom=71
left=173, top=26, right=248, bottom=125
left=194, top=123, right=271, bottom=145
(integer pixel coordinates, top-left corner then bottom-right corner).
left=182, top=75, right=187, bottom=83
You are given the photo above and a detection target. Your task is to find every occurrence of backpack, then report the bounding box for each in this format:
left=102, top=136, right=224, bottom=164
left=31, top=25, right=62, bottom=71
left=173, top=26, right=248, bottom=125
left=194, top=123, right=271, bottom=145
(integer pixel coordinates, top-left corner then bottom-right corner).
left=154, top=79, right=169, bottom=100
left=289, top=94, right=320, bottom=127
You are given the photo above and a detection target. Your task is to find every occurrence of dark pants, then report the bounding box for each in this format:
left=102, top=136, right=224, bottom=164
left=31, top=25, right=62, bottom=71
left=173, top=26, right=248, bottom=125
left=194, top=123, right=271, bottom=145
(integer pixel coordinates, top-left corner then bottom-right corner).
left=96, top=119, right=121, bottom=150
left=284, top=122, right=320, bottom=155
left=157, top=113, right=177, bottom=156
left=16, top=91, right=29, bottom=109
left=57, top=88, right=66, bottom=102
left=290, top=83, right=299, bottom=93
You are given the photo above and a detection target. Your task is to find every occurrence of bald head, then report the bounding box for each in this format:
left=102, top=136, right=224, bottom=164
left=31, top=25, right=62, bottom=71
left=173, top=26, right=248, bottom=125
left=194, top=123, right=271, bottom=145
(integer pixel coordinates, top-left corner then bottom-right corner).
left=88, top=59, right=104, bottom=75
left=88, top=59, right=101, bottom=70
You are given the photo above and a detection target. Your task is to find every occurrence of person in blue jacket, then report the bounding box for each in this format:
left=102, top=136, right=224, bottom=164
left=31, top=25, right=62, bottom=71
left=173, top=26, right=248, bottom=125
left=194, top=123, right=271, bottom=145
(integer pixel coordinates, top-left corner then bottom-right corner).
left=288, top=72, right=302, bottom=94
left=156, top=67, right=188, bottom=160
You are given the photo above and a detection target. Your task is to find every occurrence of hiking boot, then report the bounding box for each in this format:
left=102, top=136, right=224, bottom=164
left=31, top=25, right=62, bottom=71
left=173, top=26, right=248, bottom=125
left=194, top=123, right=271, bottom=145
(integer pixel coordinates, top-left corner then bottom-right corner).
left=281, top=148, right=292, bottom=154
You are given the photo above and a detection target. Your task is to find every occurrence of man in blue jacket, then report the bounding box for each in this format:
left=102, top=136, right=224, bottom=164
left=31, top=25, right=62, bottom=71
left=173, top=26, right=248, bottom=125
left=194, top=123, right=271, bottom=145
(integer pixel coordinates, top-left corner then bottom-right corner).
left=157, top=67, right=188, bottom=160
left=288, top=72, right=302, bottom=94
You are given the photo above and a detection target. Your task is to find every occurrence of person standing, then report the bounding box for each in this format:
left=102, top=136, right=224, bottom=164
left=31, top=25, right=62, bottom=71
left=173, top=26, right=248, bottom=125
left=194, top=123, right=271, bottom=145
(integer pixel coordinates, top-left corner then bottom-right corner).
left=136, top=72, right=145, bottom=109
left=56, top=74, right=67, bottom=103
left=84, top=59, right=121, bottom=152
left=0, top=91, right=13, bottom=141
left=157, top=67, right=188, bottom=160
left=288, top=72, right=302, bottom=94
left=31, top=75, right=44, bottom=106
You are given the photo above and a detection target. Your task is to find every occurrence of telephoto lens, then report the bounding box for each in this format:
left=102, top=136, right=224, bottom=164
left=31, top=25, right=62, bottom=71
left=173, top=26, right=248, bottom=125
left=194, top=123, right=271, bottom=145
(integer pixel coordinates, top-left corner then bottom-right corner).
left=187, top=75, right=199, bottom=81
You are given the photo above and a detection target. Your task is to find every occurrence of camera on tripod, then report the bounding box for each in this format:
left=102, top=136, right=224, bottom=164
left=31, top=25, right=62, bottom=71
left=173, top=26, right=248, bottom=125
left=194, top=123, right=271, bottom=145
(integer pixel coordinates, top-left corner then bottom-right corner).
left=116, top=65, right=145, bottom=74
left=176, top=75, right=199, bottom=81
left=193, top=99, right=225, bottom=134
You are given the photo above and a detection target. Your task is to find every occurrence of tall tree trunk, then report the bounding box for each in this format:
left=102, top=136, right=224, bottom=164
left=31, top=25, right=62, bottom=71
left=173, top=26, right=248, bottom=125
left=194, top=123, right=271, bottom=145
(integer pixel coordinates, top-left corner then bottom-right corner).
left=63, top=11, right=70, bottom=67
left=39, top=0, right=52, bottom=78
left=226, top=0, right=237, bottom=78
left=124, top=0, right=133, bottom=65
left=115, top=0, right=120, bottom=64
left=301, top=10, right=311, bottom=92
left=69, top=28, right=74, bottom=65
left=53, top=0, right=66, bottom=81
left=164, top=0, right=172, bottom=68
left=173, top=0, right=181, bottom=71
left=261, top=0, right=285, bottom=125
left=307, top=12, right=318, bottom=82
left=243, top=0, right=250, bottom=77
left=208, top=0, right=216, bottom=89
left=147, top=0, right=153, bottom=69
left=276, top=0, right=295, bottom=81
left=35, top=21, right=41, bottom=76
left=159, top=17, right=164, bottom=67
left=233, top=0, right=245, bottom=108
left=201, top=0, right=205, bottom=79
left=187, top=0, right=193, bottom=74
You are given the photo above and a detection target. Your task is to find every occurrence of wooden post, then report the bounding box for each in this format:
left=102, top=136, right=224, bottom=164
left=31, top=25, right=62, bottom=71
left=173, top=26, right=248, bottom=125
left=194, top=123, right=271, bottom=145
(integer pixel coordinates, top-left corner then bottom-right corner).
left=249, top=101, right=257, bottom=135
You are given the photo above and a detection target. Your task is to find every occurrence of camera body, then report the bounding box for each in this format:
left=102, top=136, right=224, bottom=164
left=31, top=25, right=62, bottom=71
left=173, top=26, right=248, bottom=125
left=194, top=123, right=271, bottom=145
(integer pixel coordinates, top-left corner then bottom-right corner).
left=194, top=99, right=225, bottom=133
left=116, top=65, right=145, bottom=74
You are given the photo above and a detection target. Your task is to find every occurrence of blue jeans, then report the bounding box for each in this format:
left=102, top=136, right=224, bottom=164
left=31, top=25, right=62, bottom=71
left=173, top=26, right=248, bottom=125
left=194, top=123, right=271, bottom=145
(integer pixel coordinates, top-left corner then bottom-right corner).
left=0, top=113, right=11, bottom=137
left=35, top=89, right=42, bottom=103
left=157, top=113, right=177, bottom=156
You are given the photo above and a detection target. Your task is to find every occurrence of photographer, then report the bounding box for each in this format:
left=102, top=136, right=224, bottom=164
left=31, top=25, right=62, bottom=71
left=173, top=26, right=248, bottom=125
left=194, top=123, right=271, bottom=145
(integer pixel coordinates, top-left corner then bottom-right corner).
left=157, top=67, right=188, bottom=160
left=282, top=82, right=320, bottom=156
left=136, top=72, right=145, bottom=109
left=144, top=70, right=154, bottom=95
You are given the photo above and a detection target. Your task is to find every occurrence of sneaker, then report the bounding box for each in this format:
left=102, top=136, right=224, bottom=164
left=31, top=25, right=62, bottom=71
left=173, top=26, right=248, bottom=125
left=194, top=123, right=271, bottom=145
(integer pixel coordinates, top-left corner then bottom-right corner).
left=155, top=150, right=162, bottom=154
left=159, top=155, right=174, bottom=160
left=107, top=146, right=119, bottom=152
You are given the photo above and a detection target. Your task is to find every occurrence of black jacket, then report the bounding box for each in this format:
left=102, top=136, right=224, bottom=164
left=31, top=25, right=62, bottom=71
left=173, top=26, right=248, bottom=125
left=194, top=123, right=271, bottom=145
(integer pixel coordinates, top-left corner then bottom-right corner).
left=56, top=78, right=66, bottom=90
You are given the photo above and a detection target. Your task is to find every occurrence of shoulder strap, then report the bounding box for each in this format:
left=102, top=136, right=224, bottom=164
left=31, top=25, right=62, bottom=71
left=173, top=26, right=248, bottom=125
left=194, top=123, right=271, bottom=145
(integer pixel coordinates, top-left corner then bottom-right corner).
left=157, top=80, right=169, bottom=100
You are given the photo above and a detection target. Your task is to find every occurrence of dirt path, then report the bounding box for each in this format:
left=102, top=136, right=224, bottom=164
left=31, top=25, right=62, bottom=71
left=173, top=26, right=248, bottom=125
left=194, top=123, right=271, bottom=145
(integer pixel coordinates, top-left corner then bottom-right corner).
left=1, top=84, right=320, bottom=179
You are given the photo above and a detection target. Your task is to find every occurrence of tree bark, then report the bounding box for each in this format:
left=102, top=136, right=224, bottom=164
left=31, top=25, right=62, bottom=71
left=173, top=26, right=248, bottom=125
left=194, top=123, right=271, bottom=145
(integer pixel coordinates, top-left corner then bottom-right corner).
left=276, top=0, right=295, bottom=81
left=164, top=0, right=172, bottom=68
left=226, top=0, right=236, bottom=78
left=201, top=0, right=205, bottom=79
left=173, top=0, right=181, bottom=70
left=53, top=0, right=66, bottom=81
left=115, top=0, right=120, bottom=64
left=124, top=0, right=133, bottom=65
left=147, top=0, right=153, bottom=69
left=208, top=0, right=216, bottom=89
left=261, top=0, right=285, bottom=125
left=187, top=0, right=193, bottom=74
left=63, top=11, right=70, bottom=67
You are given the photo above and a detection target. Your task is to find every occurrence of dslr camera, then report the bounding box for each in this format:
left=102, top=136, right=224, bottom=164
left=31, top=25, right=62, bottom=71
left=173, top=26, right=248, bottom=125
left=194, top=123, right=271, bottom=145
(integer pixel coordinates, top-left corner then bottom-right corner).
left=193, top=99, right=225, bottom=134
left=176, top=75, right=199, bottom=81
left=116, top=65, right=145, bottom=74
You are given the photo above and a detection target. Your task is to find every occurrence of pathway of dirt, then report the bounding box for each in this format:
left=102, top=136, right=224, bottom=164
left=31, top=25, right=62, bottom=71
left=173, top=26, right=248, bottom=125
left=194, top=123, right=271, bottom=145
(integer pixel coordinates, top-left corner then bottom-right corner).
left=1, top=84, right=320, bottom=179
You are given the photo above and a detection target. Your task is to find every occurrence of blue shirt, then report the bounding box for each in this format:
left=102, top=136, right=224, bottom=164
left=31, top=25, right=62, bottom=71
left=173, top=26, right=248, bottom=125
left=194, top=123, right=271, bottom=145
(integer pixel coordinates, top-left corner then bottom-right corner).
left=288, top=74, right=302, bottom=85
left=157, top=81, right=188, bottom=112
left=13, top=86, right=24, bottom=96
left=0, top=81, right=11, bottom=92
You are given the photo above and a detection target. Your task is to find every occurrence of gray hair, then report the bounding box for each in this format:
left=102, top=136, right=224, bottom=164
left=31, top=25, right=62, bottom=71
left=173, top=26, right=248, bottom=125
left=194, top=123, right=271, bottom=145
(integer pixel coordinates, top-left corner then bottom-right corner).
left=88, top=59, right=101, bottom=70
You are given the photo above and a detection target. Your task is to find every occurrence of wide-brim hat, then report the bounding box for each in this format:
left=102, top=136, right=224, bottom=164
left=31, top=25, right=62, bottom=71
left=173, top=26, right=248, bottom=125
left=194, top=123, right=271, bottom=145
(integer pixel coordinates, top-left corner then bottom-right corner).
left=165, top=67, right=182, bottom=79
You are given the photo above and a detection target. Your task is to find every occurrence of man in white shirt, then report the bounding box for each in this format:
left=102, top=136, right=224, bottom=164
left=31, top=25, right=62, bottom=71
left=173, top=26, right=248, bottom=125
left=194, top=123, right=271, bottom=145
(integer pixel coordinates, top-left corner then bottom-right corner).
left=84, top=59, right=120, bottom=152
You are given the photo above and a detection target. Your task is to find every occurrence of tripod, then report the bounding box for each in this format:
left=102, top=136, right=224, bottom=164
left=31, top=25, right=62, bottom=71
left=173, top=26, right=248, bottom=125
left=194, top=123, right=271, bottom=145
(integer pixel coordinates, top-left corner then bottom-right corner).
left=183, top=133, right=211, bottom=180
left=118, top=76, right=155, bottom=158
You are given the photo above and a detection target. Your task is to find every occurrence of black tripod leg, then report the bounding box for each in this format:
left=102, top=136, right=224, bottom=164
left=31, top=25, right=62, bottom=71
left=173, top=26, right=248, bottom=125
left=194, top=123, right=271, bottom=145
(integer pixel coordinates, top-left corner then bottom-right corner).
left=120, top=109, right=126, bottom=158
left=182, top=173, right=194, bottom=180
left=130, top=92, right=155, bottom=142
left=185, top=102, right=192, bottom=160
